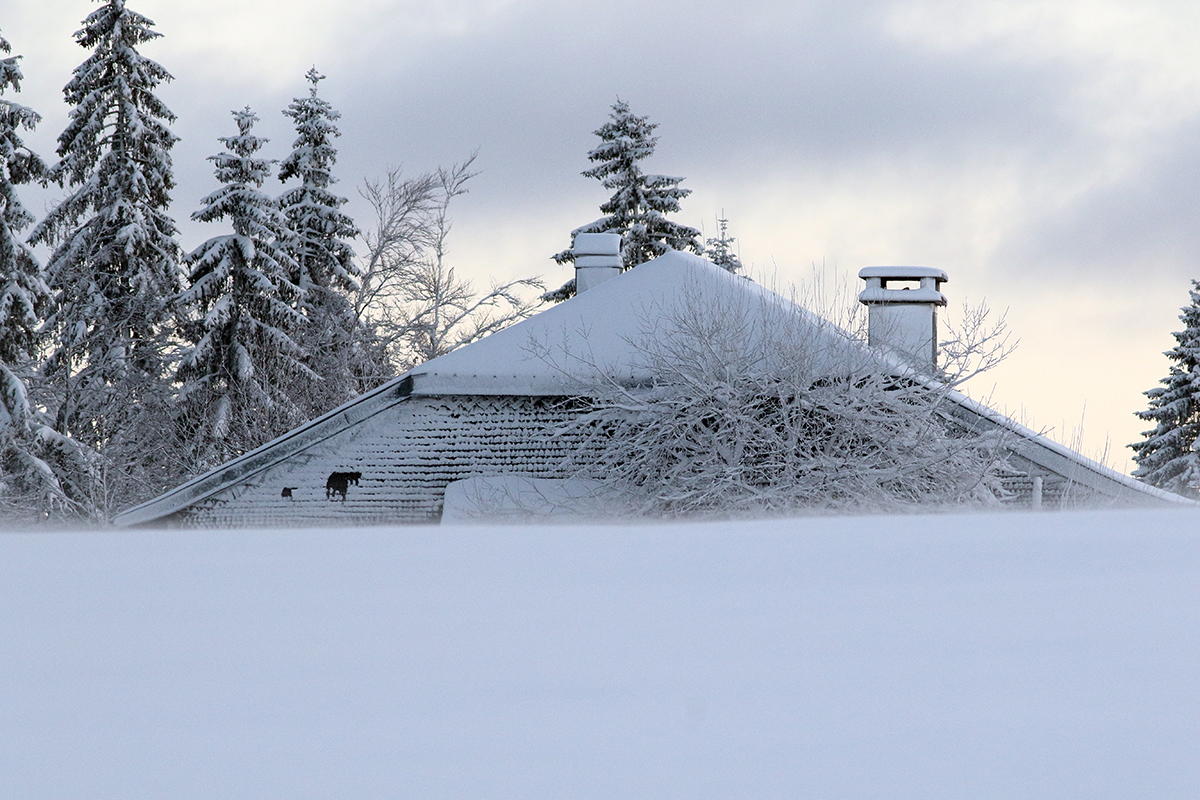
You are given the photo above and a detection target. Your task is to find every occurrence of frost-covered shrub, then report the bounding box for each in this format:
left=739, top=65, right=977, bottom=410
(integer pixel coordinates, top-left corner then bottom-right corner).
left=559, top=283, right=1010, bottom=518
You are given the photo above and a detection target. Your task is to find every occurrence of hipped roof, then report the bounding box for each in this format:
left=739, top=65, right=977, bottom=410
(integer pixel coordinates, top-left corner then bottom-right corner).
left=114, top=252, right=1187, bottom=526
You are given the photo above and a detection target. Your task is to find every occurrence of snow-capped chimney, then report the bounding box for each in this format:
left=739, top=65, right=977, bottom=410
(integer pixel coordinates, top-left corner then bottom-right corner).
left=574, top=233, right=622, bottom=293
left=858, top=266, right=948, bottom=368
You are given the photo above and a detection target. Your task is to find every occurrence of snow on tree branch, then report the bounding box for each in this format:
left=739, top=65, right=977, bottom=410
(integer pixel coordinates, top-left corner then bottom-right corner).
left=545, top=280, right=1013, bottom=518
left=1131, top=279, right=1200, bottom=497
left=176, top=107, right=309, bottom=471
left=546, top=99, right=701, bottom=302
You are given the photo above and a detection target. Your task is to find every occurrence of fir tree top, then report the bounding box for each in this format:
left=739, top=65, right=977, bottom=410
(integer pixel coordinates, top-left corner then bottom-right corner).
left=583, top=99, right=660, bottom=186
left=279, top=67, right=342, bottom=190
left=32, top=0, right=181, bottom=297
left=53, top=0, right=176, bottom=189
left=552, top=99, right=700, bottom=278
left=182, top=106, right=299, bottom=336
left=193, top=107, right=283, bottom=242
left=584, top=99, right=697, bottom=256
left=278, top=66, right=359, bottom=295
left=703, top=215, right=743, bottom=274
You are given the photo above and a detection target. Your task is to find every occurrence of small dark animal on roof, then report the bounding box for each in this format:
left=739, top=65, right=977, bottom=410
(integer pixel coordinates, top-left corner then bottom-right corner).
left=281, top=487, right=298, bottom=499
left=326, top=471, right=362, bottom=501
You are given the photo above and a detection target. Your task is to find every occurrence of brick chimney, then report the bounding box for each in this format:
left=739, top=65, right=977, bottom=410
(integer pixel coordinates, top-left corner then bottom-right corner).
left=858, top=266, right=948, bottom=368
left=573, top=233, right=622, bottom=293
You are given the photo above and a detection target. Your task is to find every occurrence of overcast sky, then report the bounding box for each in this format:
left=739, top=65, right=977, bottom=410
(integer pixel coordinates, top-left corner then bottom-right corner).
left=8, top=0, right=1200, bottom=469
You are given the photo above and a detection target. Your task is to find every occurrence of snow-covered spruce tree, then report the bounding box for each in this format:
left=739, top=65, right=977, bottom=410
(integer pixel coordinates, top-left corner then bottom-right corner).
left=549, top=280, right=1009, bottom=518
left=176, top=108, right=309, bottom=472
left=277, top=67, right=364, bottom=414
left=0, top=30, right=98, bottom=522
left=546, top=99, right=701, bottom=301
left=702, top=214, right=743, bottom=274
left=1130, top=280, right=1200, bottom=497
left=29, top=0, right=183, bottom=513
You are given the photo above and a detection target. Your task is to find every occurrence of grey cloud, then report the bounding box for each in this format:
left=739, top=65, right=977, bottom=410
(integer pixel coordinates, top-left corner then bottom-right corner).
left=330, top=0, right=1086, bottom=207
left=18, top=0, right=1161, bottom=284
left=1003, top=119, right=1200, bottom=279
left=15, top=0, right=1190, bottom=465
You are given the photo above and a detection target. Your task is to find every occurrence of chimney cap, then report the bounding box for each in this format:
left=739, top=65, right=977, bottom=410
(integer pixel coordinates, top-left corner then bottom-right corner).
left=858, top=265, right=948, bottom=307
left=573, top=232, right=621, bottom=257
left=858, top=266, right=948, bottom=282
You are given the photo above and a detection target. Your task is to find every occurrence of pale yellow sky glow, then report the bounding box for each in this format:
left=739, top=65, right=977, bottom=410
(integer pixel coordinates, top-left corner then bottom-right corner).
left=9, top=0, right=1200, bottom=469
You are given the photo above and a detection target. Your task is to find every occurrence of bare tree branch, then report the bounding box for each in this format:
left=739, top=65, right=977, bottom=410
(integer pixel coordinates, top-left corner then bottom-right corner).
left=938, top=300, right=1019, bottom=388
left=354, top=153, right=544, bottom=376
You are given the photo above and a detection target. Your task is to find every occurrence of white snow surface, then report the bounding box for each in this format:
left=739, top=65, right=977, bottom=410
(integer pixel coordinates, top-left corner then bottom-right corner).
left=3, top=508, right=1198, bottom=799
left=407, top=250, right=858, bottom=395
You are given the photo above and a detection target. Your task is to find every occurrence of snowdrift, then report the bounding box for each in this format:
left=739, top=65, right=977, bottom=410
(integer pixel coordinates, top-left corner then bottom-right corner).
left=3, top=507, right=1198, bottom=799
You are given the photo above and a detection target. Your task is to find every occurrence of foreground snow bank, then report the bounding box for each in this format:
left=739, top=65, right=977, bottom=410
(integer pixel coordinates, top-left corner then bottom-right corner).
left=2, top=508, right=1198, bottom=799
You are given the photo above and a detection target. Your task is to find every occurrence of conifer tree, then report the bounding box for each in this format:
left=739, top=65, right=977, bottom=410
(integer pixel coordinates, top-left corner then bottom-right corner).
left=703, top=214, right=743, bottom=274
left=29, top=0, right=182, bottom=511
left=0, top=31, right=45, bottom=382
left=547, top=99, right=701, bottom=300
left=177, top=108, right=308, bottom=471
left=278, top=67, right=363, bottom=414
left=0, top=30, right=97, bottom=520
left=1130, top=280, right=1200, bottom=497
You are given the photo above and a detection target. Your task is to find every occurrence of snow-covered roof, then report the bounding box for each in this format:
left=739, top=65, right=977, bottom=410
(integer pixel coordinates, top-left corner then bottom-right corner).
left=113, top=251, right=1187, bottom=527
left=405, top=250, right=859, bottom=395
left=859, top=266, right=949, bottom=281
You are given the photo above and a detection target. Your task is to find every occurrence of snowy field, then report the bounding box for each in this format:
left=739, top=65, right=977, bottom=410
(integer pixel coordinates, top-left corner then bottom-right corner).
left=3, top=508, right=1198, bottom=799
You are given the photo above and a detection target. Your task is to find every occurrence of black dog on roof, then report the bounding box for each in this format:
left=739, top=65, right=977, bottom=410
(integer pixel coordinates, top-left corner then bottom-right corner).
left=326, top=471, right=362, bottom=501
